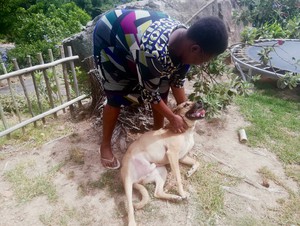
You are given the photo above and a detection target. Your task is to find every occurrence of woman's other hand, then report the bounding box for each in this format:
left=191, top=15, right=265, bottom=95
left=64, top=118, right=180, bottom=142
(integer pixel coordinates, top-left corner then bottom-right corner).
left=169, top=114, right=187, bottom=133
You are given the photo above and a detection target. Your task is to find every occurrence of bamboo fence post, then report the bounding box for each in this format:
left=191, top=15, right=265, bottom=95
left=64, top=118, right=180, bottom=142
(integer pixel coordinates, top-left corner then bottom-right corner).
left=37, top=52, right=57, bottom=118
left=67, top=46, right=82, bottom=107
left=59, top=45, right=74, bottom=115
left=0, top=102, right=10, bottom=138
left=27, top=55, right=46, bottom=124
left=48, top=49, right=65, bottom=113
left=1, top=62, right=24, bottom=134
left=12, top=59, right=37, bottom=127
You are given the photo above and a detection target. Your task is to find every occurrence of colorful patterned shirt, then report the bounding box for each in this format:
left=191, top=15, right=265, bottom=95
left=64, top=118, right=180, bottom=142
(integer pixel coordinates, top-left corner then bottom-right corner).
left=93, top=9, right=190, bottom=104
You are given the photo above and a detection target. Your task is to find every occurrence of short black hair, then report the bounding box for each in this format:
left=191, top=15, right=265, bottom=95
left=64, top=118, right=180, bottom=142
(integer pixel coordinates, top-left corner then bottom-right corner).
left=187, top=16, right=228, bottom=55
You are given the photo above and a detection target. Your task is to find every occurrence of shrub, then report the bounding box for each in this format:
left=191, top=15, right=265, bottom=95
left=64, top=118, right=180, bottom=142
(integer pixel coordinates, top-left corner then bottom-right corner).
left=7, top=42, right=59, bottom=69
left=241, top=16, right=300, bottom=43
left=6, top=2, right=91, bottom=69
left=234, top=0, right=299, bottom=27
left=188, top=51, right=253, bottom=118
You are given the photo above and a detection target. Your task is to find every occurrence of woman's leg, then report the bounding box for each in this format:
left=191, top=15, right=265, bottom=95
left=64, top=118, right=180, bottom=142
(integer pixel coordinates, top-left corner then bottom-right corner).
left=100, top=104, right=121, bottom=168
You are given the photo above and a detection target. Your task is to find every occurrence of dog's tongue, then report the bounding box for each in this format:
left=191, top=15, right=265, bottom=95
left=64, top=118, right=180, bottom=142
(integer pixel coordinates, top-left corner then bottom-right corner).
left=190, top=109, right=206, bottom=118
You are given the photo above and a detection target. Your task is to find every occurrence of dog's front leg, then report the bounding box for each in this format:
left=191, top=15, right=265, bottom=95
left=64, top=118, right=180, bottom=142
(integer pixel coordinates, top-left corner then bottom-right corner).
left=179, top=155, right=200, bottom=177
left=166, top=149, right=187, bottom=199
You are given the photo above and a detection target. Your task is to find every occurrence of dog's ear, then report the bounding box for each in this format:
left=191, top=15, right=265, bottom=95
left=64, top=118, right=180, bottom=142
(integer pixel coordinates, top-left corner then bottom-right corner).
left=173, top=108, right=179, bottom=114
left=173, top=101, right=191, bottom=114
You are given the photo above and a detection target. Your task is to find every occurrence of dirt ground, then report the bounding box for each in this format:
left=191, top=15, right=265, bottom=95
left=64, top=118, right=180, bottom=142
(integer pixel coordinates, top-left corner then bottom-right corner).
left=0, top=92, right=299, bottom=226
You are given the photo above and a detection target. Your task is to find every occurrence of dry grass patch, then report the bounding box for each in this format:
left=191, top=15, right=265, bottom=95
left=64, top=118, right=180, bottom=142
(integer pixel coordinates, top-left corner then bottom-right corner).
left=39, top=204, right=93, bottom=226
left=4, top=161, right=64, bottom=203
left=68, top=147, right=85, bottom=165
left=258, top=166, right=300, bottom=225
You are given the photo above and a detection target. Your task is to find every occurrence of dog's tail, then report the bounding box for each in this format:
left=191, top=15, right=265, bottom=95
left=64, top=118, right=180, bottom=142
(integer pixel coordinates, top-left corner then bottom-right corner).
left=133, top=183, right=149, bottom=209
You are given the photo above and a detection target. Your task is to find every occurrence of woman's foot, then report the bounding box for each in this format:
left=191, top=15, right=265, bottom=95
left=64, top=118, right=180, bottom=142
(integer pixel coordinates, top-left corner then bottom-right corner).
left=100, top=146, right=120, bottom=169
left=100, top=156, right=120, bottom=170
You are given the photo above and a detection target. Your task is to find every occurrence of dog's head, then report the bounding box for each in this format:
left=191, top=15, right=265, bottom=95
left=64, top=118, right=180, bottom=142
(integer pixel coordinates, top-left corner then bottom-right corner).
left=173, top=101, right=205, bottom=126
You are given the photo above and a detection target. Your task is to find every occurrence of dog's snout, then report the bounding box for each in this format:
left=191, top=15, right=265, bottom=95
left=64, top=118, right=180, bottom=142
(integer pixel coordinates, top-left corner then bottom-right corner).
left=196, top=101, right=204, bottom=108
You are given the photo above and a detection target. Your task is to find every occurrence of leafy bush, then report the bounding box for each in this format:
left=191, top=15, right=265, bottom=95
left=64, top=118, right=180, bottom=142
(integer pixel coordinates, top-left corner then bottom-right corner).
left=285, top=16, right=300, bottom=38
left=257, top=22, right=287, bottom=39
left=241, top=16, right=300, bottom=43
left=234, top=0, right=299, bottom=27
left=1, top=94, right=27, bottom=114
left=6, top=41, right=59, bottom=68
left=72, top=0, right=134, bottom=18
left=5, top=2, right=91, bottom=69
left=188, top=51, right=253, bottom=118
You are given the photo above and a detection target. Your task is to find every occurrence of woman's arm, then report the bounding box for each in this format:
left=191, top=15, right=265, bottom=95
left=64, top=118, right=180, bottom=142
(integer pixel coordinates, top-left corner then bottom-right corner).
left=151, top=99, right=187, bottom=132
left=171, top=86, right=187, bottom=105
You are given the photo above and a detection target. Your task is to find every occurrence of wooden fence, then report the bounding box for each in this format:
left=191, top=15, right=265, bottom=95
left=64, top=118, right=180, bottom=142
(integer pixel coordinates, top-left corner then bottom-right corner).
left=0, top=45, right=87, bottom=138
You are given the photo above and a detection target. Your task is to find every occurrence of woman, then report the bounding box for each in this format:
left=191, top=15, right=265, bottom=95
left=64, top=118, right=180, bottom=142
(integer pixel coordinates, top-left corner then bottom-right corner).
left=93, top=9, right=228, bottom=169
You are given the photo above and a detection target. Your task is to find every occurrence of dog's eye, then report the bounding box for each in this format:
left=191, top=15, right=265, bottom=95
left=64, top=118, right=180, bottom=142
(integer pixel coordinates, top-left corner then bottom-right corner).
left=184, top=103, right=189, bottom=107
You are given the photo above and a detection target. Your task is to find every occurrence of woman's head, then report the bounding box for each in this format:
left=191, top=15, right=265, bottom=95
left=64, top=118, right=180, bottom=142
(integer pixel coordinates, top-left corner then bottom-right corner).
left=187, top=16, right=228, bottom=55
left=182, top=16, right=228, bottom=65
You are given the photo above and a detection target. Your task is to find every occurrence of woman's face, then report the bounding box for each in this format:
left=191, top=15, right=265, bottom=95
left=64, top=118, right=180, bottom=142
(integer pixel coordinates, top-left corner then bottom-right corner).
left=181, top=44, right=214, bottom=65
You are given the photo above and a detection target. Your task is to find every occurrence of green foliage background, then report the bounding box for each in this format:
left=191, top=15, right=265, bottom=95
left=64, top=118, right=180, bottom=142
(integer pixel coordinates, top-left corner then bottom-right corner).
left=233, top=0, right=299, bottom=27
left=0, top=0, right=132, bottom=68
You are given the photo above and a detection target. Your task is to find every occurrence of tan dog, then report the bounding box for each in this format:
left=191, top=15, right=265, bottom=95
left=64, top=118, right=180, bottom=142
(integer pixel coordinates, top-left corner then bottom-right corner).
left=120, top=101, right=205, bottom=226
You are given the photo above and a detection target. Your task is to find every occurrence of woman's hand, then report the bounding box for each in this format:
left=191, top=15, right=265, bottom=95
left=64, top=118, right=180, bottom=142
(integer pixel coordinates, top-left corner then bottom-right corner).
left=150, top=98, right=187, bottom=133
left=169, top=114, right=188, bottom=133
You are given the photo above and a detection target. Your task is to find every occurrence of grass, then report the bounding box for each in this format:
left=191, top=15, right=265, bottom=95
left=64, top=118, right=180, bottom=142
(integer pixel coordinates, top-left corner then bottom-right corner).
left=39, top=204, right=93, bottom=226
left=258, top=166, right=294, bottom=195
left=277, top=195, right=300, bottom=225
left=235, top=81, right=300, bottom=225
left=189, top=159, right=229, bottom=224
left=0, top=115, right=74, bottom=150
left=235, top=81, right=300, bottom=165
left=227, top=216, right=271, bottom=226
left=4, top=161, right=64, bottom=203
left=84, top=170, right=123, bottom=195
left=257, top=166, right=300, bottom=225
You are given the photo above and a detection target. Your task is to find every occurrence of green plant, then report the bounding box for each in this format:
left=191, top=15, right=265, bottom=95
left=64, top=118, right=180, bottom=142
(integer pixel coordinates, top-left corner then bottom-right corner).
left=33, top=70, right=60, bottom=103
left=0, top=94, right=27, bottom=113
left=277, top=72, right=300, bottom=89
left=233, top=0, right=299, bottom=27
left=257, top=22, right=287, bottom=39
left=5, top=2, right=91, bottom=68
left=7, top=41, right=60, bottom=68
left=240, top=16, right=300, bottom=44
left=188, top=51, right=253, bottom=118
left=74, top=66, right=91, bottom=95
left=285, top=16, right=300, bottom=38
left=240, top=27, right=258, bottom=44
left=257, top=46, right=274, bottom=65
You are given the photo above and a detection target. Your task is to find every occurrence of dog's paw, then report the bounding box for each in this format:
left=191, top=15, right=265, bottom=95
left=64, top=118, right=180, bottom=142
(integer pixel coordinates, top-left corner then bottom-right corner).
left=173, top=195, right=184, bottom=201
left=186, top=163, right=200, bottom=177
left=186, top=169, right=195, bottom=178
left=180, top=191, right=190, bottom=199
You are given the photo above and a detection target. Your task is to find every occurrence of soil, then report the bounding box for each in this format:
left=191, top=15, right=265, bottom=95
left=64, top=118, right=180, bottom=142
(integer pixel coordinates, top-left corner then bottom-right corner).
left=0, top=89, right=299, bottom=226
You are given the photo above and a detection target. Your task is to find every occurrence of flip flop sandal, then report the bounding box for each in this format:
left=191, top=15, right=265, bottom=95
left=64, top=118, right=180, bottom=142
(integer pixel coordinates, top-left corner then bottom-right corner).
left=101, top=156, right=121, bottom=170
